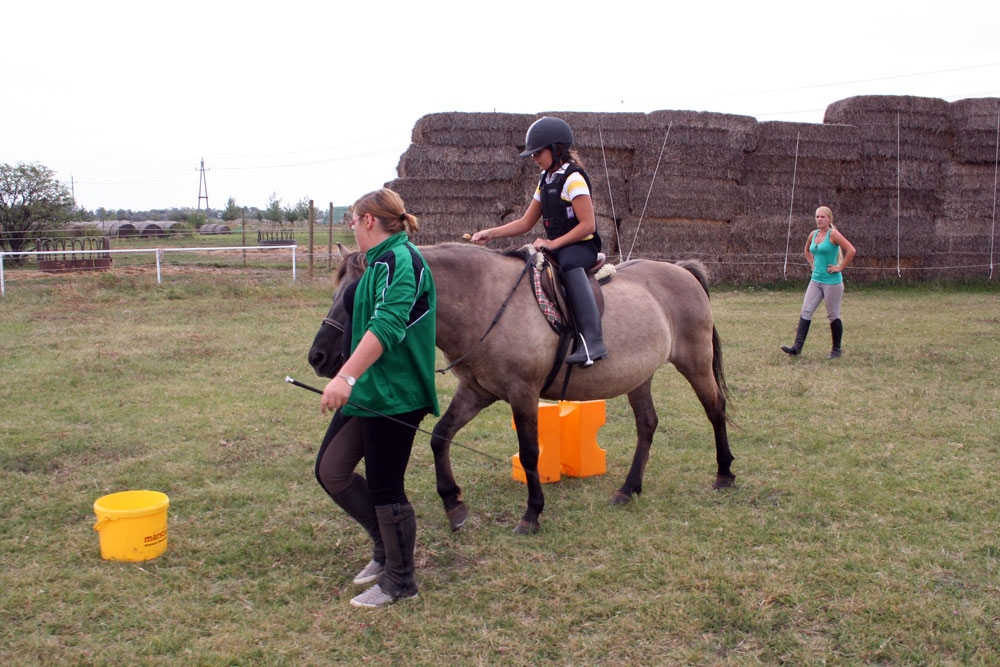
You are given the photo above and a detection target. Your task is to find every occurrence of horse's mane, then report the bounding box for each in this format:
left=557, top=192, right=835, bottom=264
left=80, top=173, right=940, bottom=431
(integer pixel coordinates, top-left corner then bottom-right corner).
left=335, top=249, right=367, bottom=281
left=423, top=242, right=531, bottom=262
left=499, top=245, right=534, bottom=262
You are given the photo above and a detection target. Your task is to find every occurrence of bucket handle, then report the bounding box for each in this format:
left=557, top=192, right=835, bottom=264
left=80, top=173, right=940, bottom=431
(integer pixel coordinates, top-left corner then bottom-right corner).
left=93, top=516, right=114, bottom=531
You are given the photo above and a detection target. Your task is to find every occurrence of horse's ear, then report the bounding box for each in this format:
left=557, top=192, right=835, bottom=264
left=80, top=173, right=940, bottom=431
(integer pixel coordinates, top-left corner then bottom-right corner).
left=336, top=242, right=350, bottom=260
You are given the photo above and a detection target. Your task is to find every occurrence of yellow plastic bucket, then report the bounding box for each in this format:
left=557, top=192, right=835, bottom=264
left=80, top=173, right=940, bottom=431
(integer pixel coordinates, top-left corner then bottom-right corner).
left=93, top=490, right=169, bottom=562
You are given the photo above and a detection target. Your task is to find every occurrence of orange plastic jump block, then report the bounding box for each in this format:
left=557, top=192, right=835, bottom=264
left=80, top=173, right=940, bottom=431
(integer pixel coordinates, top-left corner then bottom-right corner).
left=511, top=400, right=607, bottom=484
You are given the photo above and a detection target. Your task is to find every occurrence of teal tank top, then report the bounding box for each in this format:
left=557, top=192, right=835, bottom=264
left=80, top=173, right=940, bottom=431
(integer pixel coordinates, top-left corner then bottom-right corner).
left=810, top=230, right=842, bottom=285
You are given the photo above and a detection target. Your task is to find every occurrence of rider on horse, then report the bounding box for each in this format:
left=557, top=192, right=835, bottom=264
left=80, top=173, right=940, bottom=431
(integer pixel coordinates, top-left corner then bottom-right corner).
left=471, top=116, right=608, bottom=367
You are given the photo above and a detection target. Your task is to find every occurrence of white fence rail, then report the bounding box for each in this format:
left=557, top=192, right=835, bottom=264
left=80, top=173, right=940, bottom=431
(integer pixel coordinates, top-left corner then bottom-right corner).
left=0, top=245, right=299, bottom=296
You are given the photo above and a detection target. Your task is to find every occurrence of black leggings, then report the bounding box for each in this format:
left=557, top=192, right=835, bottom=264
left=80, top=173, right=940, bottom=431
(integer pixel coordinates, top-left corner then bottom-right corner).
left=314, top=408, right=427, bottom=506
left=555, top=239, right=599, bottom=273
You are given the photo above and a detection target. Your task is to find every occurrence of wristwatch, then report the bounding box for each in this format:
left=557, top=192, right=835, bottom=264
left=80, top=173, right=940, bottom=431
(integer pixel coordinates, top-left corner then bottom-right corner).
left=337, top=374, right=356, bottom=387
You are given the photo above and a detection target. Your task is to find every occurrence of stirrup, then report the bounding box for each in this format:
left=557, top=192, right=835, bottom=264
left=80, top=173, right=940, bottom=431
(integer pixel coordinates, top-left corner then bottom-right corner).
left=565, top=336, right=607, bottom=367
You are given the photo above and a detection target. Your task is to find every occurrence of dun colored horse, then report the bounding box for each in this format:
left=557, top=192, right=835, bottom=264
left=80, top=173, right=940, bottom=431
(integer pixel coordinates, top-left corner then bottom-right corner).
left=309, top=243, right=735, bottom=535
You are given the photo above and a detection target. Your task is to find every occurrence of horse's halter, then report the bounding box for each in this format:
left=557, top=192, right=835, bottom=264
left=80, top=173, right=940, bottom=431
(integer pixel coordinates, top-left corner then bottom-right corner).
left=319, top=313, right=347, bottom=371
left=322, top=316, right=345, bottom=334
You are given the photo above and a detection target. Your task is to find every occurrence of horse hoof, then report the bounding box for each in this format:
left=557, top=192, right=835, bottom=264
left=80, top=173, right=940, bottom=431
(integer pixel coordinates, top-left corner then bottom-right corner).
left=609, top=491, right=632, bottom=505
left=512, top=519, right=539, bottom=535
left=713, top=473, right=736, bottom=490
left=447, top=503, right=469, bottom=532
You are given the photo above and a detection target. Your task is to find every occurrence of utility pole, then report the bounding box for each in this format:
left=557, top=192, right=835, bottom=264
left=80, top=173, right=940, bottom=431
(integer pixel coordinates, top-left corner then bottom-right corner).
left=197, top=158, right=210, bottom=212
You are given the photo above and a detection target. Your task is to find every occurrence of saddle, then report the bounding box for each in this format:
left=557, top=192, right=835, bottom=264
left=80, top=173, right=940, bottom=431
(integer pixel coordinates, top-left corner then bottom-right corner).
left=520, top=246, right=615, bottom=334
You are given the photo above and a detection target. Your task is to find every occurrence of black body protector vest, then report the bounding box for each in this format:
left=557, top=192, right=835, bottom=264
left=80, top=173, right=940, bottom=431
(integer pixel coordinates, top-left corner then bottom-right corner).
left=539, top=165, right=597, bottom=243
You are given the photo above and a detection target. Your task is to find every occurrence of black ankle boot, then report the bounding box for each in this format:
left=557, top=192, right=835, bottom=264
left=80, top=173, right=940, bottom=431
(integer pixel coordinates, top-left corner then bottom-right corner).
left=781, top=317, right=811, bottom=356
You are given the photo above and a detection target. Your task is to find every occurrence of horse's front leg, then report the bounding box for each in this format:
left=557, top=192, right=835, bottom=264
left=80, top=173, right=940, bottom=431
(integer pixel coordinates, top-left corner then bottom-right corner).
left=612, top=378, right=658, bottom=505
left=430, top=381, right=496, bottom=531
left=511, top=401, right=544, bottom=535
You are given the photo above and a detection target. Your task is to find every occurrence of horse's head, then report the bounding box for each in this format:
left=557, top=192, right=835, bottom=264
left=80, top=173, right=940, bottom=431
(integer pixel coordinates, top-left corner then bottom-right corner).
left=308, top=245, right=367, bottom=378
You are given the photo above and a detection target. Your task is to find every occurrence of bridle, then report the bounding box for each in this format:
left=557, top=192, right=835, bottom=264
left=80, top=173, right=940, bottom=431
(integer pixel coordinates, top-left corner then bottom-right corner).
left=319, top=314, right=347, bottom=370
left=322, top=316, right=345, bottom=333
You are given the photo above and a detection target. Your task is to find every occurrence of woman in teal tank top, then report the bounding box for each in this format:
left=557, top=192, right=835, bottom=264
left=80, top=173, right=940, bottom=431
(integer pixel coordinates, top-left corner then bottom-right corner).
left=780, top=206, right=857, bottom=358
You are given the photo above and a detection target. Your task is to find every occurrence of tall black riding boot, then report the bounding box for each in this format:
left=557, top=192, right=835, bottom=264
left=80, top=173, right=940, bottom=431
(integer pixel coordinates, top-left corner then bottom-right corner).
left=562, top=267, right=608, bottom=366
left=351, top=503, right=418, bottom=608
left=781, top=317, right=811, bottom=356
left=827, top=318, right=843, bottom=359
left=330, top=474, right=385, bottom=584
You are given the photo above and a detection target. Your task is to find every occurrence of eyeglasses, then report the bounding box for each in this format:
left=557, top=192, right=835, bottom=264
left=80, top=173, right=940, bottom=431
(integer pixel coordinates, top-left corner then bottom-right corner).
left=350, top=215, right=362, bottom=231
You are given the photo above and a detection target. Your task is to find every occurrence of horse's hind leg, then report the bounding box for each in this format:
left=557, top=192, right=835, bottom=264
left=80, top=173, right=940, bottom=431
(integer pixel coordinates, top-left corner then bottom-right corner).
left=430, top=382, right=497, bottom=531
left=613, top=378, right=658, bottom=505
left=675, top=354, right=735, bottom=489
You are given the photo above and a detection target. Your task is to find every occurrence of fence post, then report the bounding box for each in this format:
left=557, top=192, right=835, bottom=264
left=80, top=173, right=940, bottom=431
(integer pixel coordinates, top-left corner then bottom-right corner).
left=328, top=203, right=334, bottom=270
left=308, top=200, right=315, bottom=280
left=241, top=207, right=247, bottom=267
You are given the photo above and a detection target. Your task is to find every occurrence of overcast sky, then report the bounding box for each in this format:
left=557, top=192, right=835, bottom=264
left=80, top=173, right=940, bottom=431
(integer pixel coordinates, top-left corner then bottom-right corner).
left=4, top=0, right=998, bottom=213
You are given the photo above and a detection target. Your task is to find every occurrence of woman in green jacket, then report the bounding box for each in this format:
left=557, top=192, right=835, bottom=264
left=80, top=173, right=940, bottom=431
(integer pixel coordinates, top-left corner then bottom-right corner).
left=317, top=188, right=438, bottom=609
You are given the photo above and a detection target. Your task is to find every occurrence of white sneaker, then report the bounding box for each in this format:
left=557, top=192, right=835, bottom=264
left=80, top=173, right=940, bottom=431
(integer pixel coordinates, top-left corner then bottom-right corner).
left=352, top=559, right=384, bottom=585
left=349, top=584, right=418, bottom=609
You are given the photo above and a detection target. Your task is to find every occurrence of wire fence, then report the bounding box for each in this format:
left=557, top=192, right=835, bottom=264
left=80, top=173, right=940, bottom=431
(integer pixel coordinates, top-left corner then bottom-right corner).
left=0, top=245, right=300, bottom=296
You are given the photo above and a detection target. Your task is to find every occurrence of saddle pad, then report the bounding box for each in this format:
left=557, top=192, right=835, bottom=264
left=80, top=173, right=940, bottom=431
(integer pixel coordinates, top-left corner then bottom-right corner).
left=532, top=263, right=565, bottom=333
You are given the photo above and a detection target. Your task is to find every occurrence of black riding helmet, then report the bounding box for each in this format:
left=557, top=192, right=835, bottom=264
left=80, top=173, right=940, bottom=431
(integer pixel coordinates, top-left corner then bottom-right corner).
left=519, top=116, right=574, bottom=157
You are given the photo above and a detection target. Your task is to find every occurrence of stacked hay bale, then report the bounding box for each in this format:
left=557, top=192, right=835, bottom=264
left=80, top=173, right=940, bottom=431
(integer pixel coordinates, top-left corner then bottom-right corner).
left=385, top=96, right=998, bottom=283
left=732, top=121, right=860, bottom=282
left=390, top=110, right=756, bottom=282
left=391, top=112, right=532, bottom=246
left=940, top=98, right=1000, bottom=276
left=610, top=110, right=755, bottom=281
left=823, top=95, right=953, bottom=276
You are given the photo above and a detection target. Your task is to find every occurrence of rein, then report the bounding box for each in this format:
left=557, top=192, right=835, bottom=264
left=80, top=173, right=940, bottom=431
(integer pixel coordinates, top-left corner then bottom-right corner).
left=436, top=255, right=534, bottom=374
left=285, top=376, right=507, bottom=465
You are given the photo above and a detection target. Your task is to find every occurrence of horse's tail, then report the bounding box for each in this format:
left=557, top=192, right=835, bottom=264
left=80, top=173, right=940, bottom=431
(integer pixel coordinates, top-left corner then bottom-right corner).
left=676, top=259, right=733, bottom=414
left=711, top=326, right=731, bottom=408
left=675, top=259, right=710, bottom=295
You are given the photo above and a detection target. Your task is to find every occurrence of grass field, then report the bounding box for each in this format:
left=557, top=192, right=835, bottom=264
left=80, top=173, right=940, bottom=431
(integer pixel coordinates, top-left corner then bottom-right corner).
left=1, top=269, right=998, bottom=665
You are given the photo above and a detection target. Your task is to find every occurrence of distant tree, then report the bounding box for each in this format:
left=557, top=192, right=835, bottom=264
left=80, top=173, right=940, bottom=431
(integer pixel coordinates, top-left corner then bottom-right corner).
left=293, top=197, right=312, bottom=223
left=0, top=162, right=74, bottom=260
left=74, top=207, right=94, bottom=222
left=221, top=197, right=241, bottom=222
left=187, top=210, right=208, bottom=229
left=265, top=193, right=283, bottom=225
left=283, top=197, right=312, bottom=225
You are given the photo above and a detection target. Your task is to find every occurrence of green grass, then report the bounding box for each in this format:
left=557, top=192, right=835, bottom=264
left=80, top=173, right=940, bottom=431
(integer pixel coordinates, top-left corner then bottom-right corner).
left=1, top=272, right=999, bottom=665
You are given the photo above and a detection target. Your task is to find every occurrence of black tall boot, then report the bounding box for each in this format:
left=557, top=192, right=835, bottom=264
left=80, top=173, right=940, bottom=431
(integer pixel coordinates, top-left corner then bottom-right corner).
left=781, top=317, right=811, bottom=356
left=827, top=318, right=843, bottom=359
left=330, top=474, right=385, bottom=584
left=562, top=267, right=608, bottom=366
left=351, top=503, right=418, bottom=608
